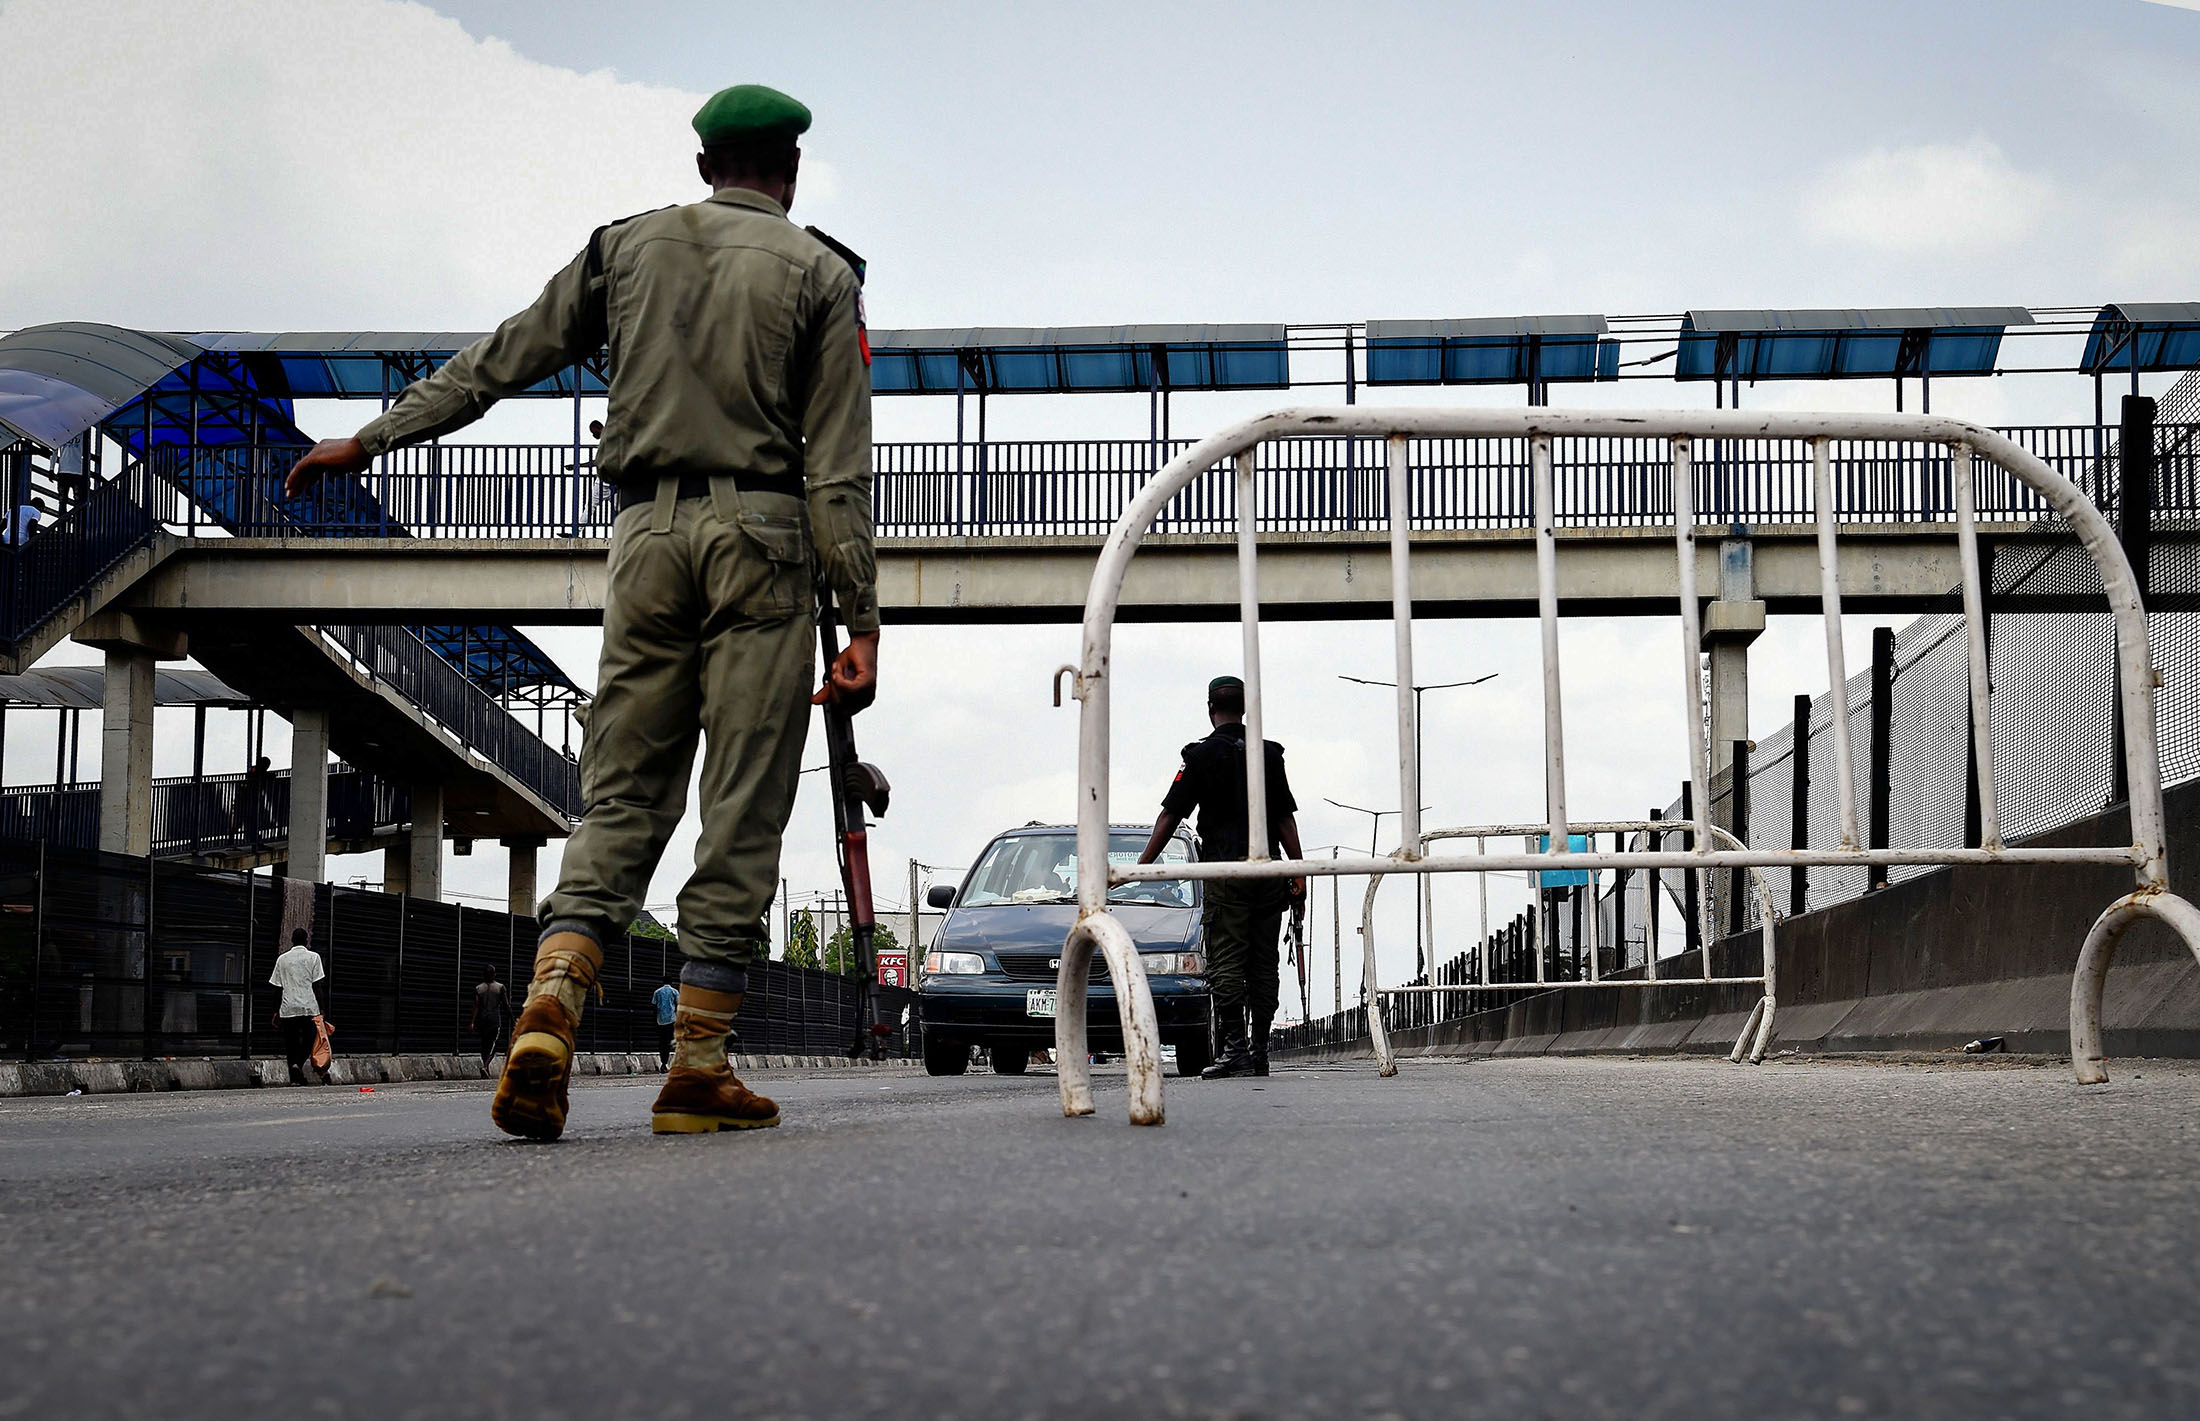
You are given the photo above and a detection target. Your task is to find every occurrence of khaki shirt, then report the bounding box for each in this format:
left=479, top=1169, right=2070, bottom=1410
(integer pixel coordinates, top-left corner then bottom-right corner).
left=357, top=187, right=878, bottom=632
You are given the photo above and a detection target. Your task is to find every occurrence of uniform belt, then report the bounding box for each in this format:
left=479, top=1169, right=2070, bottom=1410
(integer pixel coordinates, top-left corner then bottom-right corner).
left=616, top=470, right=803, bottom=512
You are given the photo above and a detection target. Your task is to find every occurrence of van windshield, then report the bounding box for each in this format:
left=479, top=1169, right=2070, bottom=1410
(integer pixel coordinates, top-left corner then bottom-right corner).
left=958, top=832, right=1195, bottom=909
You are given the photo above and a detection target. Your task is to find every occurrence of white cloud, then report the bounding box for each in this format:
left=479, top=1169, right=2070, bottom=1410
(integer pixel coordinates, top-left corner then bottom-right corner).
left=0, top=0, right=842, bottom=331
left=1799, top=139, right=2058, bottom=255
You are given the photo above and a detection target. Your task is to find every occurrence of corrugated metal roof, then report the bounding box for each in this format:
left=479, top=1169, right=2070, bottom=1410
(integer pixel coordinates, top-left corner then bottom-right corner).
left=1365, top=314, right=1615, bottom=387
left=870, top=324, right=1285, bottom=349
left=1683, top=307, right=2031, bottom=334
left=0, top=323, right=205, bottom=448
left=869, top=324, right=1289, bottom=394
left=1367, top=314, right=1608, bottom=341
left=0, top=666, right=251, bottom=709
left=1678, top=307, right=2033, bottom=381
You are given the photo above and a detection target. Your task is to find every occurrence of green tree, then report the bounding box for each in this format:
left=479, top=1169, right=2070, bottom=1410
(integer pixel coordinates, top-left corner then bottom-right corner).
left=823, top=921, right=900, bottom=977
left=783, top=908, right=820, bottom=968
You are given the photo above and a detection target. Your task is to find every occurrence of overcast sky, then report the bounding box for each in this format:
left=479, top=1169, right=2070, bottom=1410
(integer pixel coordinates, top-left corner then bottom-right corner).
left=3, top=0, right=2196, bottom=1010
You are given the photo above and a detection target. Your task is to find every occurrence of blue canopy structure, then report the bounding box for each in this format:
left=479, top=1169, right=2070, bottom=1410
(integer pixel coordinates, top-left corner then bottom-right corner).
left=0, top=324, right=576, bottom=697
left=190, top=331, right=608, bottom=400
left=0, top=323, right=226, bottom=450
left=2080, top=303, right=2200, bottom=376
left=410, top=624, right=576, bottom=699
left=1365, top=315, right=1616, bottom=387
left=1676, top=307, right=2032, bottom=382
left=868, top=324, right=1290, bottom=394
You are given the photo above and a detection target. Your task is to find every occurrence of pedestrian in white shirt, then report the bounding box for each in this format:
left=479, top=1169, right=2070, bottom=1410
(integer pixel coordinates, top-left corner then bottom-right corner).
left=269, top=929, right=326, bottom=1085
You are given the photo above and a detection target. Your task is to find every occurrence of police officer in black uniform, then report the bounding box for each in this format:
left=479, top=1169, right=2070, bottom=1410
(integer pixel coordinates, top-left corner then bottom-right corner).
left=1137, top=675, right=1305, bottom=1078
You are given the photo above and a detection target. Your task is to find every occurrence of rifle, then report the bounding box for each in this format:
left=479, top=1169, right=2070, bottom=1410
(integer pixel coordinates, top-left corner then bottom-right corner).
left=816, top=591, right=892, bottom=1060
left=1289, top=896, right=1310, bottom=1024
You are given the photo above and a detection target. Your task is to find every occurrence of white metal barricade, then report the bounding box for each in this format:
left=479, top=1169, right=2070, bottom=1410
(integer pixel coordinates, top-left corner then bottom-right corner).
left=1359, top=821, right=1781, bottom=1076
left=1053, top=408, right=2200, bottom=1126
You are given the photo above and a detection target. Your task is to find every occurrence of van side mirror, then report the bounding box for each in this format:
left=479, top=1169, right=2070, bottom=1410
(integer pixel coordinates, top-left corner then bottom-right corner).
left=926, top=884, right=955, bottom=909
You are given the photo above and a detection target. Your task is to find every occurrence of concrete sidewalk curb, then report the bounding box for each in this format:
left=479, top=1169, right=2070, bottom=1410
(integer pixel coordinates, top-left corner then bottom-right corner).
left=0, top=1051, right=918, bottom=1097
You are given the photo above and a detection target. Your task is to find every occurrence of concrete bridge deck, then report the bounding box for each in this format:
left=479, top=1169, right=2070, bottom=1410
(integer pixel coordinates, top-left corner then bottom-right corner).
left=98, top=523, right=2167, bottom=624
left=3, top=1056, right=2194, bottom=1419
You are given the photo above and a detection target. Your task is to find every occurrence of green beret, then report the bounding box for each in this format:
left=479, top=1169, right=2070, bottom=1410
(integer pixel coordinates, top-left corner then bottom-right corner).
left=1208, top=675, right=1245, bottom=695
left=692, top=84, right=811, bottom=146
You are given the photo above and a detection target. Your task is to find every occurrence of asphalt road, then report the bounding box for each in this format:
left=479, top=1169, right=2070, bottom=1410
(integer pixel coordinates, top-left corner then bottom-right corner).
left=4, top=1054, right=2198, bottom=1420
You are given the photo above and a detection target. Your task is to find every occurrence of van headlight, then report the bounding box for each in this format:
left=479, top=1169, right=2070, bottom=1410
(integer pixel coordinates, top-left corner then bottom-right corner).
left=1139, top=952, right=1204, bottom=976
left=923, top=951, right=985, bottom=976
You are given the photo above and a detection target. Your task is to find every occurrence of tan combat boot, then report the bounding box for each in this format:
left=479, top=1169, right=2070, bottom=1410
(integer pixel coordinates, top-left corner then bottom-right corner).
left=491, top=931, right=602, bottom=1141
left=651, top=986, right=780, bottom=1134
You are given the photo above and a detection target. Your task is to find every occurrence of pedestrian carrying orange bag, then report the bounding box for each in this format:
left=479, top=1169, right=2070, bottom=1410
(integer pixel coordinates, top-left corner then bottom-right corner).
left=310, top=1015, right=334, bottom=1071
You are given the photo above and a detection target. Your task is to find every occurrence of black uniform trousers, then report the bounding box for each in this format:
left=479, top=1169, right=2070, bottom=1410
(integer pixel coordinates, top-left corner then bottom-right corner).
left=1203, top=879, right=1290, bottom=1036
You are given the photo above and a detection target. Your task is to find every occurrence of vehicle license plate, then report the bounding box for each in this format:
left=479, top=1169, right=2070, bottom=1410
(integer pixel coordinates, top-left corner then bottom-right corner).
left=1026, top=989, right=1058, bottom=1018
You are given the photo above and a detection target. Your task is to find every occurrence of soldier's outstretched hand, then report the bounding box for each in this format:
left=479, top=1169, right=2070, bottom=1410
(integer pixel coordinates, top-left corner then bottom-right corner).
left=283, top=437, right=372, bottom=498
left=814, top=630, right=879, bottom=713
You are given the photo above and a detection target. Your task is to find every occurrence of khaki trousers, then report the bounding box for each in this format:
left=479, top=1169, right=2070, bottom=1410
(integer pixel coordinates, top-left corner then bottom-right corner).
left=541, top=486, right=814, bottom=970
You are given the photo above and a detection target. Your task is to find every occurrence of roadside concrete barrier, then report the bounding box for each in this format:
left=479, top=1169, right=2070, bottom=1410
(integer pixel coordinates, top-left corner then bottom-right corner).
left=1280, top=783, right=2200, bottom=1066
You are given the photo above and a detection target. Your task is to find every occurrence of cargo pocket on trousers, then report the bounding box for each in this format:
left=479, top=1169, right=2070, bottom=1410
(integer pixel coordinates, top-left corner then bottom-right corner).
left=733, top=511, right=810, bottom=621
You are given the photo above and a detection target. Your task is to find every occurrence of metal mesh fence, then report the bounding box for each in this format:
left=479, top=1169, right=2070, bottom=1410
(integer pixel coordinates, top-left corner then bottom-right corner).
left=0, top=838, right=915, bottom=1063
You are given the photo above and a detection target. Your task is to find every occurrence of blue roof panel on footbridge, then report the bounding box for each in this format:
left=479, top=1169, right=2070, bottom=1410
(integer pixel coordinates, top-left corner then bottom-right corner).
left=2080, top=304, right=2200, bottom=375
left=1676, top=307, right=2032, bottom=382
left=189, top=332, right=610, bottom=399
left=866, top=325, right=1290, bottom=394
left=1364, top=315, right=1617, bottom=386
left=0, top=323, right=209, bottom=449
left=0, top=326, right=577, bottom=699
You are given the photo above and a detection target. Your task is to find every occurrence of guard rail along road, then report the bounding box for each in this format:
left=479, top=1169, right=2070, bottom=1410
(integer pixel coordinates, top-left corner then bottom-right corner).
left=1052, top=407, right=2200, bottom=1127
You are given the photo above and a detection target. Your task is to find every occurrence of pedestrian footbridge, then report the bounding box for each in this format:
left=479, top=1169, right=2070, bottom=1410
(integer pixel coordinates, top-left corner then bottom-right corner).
left=0, top=316, right=2191, bottom=908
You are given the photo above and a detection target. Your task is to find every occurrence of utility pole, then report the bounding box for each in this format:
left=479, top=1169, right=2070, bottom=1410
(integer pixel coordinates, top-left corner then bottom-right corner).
left=1325, top=799, right=1405, bottom=858
left=1340, top=672, right=1498, bottom=980
left=1332, top=847, right=1342, bottom=1017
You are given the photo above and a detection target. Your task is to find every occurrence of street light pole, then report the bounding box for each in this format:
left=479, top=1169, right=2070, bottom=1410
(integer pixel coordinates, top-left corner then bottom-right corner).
left=1339, top=672, right=1498, bottom=977
left=1324, top=799, right=1401, bottom=858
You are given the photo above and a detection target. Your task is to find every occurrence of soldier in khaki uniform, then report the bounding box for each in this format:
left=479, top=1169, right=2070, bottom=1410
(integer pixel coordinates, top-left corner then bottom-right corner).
left=285, top=84, right=877, bottom=1140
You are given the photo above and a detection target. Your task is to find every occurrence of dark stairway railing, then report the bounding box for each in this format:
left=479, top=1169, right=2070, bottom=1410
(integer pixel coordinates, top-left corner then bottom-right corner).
left=0, top=764, right=408, bottom=859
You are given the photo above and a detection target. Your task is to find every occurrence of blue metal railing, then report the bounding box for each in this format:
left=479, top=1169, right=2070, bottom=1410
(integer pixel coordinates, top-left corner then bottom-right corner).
left=143, top=424, right=2192, bottom=542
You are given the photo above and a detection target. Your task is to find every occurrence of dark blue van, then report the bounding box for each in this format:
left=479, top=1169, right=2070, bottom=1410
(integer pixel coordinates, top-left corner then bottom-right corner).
left=918, top=823, right=1213, bottom=1077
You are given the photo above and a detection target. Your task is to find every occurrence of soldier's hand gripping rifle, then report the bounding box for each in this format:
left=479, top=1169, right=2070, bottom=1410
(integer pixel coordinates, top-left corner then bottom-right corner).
left=816, top=591, right=892, bottom=1061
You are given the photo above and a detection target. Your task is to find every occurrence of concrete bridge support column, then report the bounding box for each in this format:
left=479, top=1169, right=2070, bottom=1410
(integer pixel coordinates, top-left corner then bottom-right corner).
left=382, top=845, right=408, bottom=896
left=408, top=781, right=445, bottom=903
left=1702, top=534, right=1764, bottom=938
left=502, top=837, right=542, bottom=919
left=286, top=709, right=329, bottom=883
left=78, top=613, right=186, bottom=857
